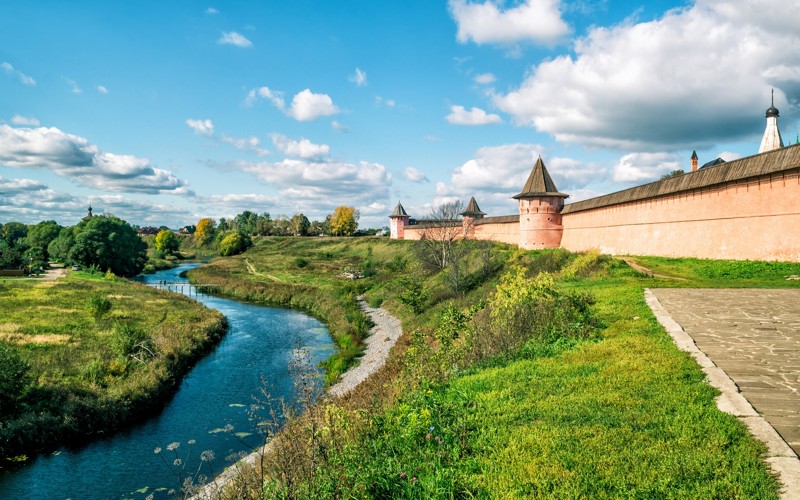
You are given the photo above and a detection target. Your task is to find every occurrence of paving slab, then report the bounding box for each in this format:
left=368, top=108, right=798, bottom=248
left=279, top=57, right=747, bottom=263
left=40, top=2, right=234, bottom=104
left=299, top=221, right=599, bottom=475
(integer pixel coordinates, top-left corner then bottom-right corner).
left=646, top=288, right=800, bottom=499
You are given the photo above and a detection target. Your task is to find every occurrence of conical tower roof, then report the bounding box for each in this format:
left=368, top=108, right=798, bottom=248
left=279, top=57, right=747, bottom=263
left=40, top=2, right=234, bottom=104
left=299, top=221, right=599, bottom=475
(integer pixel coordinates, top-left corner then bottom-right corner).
left=461, top=196, right=486, bottom=216
left=390, top=202, right=408, bottom=217
left=512, top=157, right=568, bottom=199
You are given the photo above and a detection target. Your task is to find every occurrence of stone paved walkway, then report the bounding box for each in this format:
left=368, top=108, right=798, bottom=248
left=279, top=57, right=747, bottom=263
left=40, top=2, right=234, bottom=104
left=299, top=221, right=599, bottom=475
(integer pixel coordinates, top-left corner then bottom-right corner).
left=651, top=288, right=800, bottom=455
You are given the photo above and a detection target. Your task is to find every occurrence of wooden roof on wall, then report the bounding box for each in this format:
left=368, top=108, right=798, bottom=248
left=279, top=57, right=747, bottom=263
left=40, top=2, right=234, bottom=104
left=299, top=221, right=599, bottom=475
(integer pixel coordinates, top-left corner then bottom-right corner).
left=561, top=143, right=800, bottom=214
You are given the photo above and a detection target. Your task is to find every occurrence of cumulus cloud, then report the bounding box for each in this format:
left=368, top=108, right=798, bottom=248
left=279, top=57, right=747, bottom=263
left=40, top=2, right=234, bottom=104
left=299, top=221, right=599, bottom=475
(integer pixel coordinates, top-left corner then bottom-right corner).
left=474, top=73, right=497, bottom=85
left=222, top=157, right=392, bottom=216
left=218, top=31, right=252, bottom=47
left=97, top=85, right=109, bottom=94
left=221, top=135, right=269, bottom=156
left=0, top=125, right=191, bottom=195
left=245, top=87, right=338, bottom=121
left=446, top=105, right=503, bottom=125
left=287, top=89, right=339, bottom=121
left=449, top=0, right=570, bottom=46
left=271, top=134, right=329, bottom=160
left=185, top=118, right=215, bottom=136
left=349, top=67, right=367, bottom=86
left=0, top=176, right=195, bottom=225
left=403, top=166, right=429, bottom=183
left=612, top=152, right=681, bottom=183
left=494, top=0, right=800, bottom=151
left=1, top=62, right=36, bottom=86
left=11, top=115, right=39, bottom=126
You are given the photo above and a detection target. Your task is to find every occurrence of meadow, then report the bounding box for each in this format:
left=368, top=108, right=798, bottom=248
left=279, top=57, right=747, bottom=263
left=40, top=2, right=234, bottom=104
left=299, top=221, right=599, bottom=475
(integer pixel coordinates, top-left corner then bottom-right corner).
left=0, top=269, right=226, bottom=463
left=183, top=237, right=799, bottom=498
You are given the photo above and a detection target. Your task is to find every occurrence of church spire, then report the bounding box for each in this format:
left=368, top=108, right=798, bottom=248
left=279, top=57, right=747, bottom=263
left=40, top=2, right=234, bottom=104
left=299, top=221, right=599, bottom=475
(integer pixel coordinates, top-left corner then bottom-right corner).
left=759, top=89, right=784, bottom=153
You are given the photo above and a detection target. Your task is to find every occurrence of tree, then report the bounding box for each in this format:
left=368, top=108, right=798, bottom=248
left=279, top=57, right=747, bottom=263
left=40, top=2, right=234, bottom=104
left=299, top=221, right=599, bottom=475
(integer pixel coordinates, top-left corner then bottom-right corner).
left=233, top=210, right=258, bottom=235
left=329, top=206, right=359, bottom=236
left=254, top=212, right=273, bottom=236
left=2, top=222, right=28, bottom=246
left=26, top=220, right=62, bottom=261
left=417, top=200, right=469, bottom=271
left=47, top=226, right=76, bottom=264
left=660, top=169, right=685, bottom=180
left=195, top=218, right=216, bottom=245
left=154, top=229, right=180, bottom=255
left=219, top=231, right=253, bottom=256
left=290, top=213, right=310, bottom=236
left=68, top=215, right=148, bottom=277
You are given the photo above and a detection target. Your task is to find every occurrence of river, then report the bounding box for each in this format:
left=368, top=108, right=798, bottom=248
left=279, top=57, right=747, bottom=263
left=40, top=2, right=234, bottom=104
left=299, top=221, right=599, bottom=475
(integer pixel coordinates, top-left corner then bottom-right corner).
left=0, top=263, right=335, bottom=499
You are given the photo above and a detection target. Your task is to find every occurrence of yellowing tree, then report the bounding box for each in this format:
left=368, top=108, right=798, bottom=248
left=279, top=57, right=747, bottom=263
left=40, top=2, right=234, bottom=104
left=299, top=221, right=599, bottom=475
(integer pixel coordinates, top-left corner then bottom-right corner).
left=154, top=229, right=180, bottom=255
left=329, top=206, right=358, bottom=236
left=195, top=218, right=216, bottom=245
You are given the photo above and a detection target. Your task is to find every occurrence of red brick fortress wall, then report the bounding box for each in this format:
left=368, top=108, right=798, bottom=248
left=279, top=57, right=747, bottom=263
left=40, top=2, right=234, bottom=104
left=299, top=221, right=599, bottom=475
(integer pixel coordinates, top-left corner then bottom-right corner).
left=560, top=148, right=800, bottom=262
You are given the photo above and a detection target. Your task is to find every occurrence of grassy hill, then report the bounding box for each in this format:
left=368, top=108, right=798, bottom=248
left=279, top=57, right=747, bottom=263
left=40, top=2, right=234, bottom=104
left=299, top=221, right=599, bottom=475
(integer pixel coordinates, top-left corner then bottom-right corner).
left=184, top=236, right=798, bottom=498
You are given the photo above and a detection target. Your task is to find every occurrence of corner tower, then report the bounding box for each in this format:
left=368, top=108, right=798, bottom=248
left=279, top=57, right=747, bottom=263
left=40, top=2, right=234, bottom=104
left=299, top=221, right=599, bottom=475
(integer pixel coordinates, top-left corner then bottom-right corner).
left=460, top=196, right=485, bottom=238
left=389, top=202, right=410, bottom=239
left=513, top=157, right=568, bottom=250
left=759, top=90, right=784, bottom=153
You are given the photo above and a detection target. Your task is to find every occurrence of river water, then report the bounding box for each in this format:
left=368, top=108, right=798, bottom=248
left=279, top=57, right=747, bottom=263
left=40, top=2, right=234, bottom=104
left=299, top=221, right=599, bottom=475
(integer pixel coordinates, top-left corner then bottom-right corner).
left=0, top=263, right=335, bottom=499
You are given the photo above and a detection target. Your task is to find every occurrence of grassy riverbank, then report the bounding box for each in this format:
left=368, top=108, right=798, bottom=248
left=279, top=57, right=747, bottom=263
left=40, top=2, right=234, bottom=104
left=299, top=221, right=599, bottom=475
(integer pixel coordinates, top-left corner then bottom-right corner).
left=0, top=270, right=227, bottom=464
left=190, top=237, right=798, bottom=499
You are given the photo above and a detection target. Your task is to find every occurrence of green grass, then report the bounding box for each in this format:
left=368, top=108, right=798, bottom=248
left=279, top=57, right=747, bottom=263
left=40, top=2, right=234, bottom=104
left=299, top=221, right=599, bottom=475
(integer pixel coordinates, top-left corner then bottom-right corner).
left=0, top=271, right=226, bottom=462
left=217, top=246, right=785, bottom=498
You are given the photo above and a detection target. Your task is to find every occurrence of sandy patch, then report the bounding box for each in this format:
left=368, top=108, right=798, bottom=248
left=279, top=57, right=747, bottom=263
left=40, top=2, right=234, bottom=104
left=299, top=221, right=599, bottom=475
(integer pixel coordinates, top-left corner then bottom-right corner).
left=0, top=332, right=71, bottom=345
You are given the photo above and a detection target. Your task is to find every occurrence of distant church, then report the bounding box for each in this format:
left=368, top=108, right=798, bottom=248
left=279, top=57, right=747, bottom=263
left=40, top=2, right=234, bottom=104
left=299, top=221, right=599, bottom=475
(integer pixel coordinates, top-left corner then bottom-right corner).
left=391, top=95, right=800, bottom=262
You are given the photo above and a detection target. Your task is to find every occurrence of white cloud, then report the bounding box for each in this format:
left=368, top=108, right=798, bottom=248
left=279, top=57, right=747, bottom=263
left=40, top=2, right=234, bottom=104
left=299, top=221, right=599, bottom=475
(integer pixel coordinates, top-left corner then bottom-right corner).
left=218, top=31, right=252, bottom=48
left=223, top=157, right=392, bottom=217
left=206, top=7, right=219, bottom=14
left=612, top=152, right=681, bottom=183
left=494, top=0, right=800, bottom=151
left=245, top=86, right=286, bottom=109
left=0, top=125, right=191, bottom=195
left=403, top=166, right=429, bottom=183
left=11, top=115, right=39, bottom=126
left=63, top=77, right=81, bottom=94
left=221, top=135, right=269, bottom=156
left=185, top=118, right=215, bottom=136
left=349, top=67, right=367, bottom=86
left=1, top=62, right=36, bottom=86
left=375, top=96, right=396, bottom=108
left=271, top=134, right=329, bottom=160
left=446, top=105, right=503, bottom=125
left=97, top=85, right=109, bottom=94
left=286, top=89, right=339, bottom=121
left=331, top=120, right=350, bottom=132
left=449, top=0, right=570, bottom=46
left=474, top=73, right=497, bottom=85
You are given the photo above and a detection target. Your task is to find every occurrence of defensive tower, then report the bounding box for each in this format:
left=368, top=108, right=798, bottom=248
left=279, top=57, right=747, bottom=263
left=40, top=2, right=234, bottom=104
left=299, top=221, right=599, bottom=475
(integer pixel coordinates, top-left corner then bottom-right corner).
left=389, top=202, right=410, bottom=239
left=759, top=89, right=784, bottom=153
left=460, top=196, right=485, bottom=238
left=513, top=157, right=568, bottom=250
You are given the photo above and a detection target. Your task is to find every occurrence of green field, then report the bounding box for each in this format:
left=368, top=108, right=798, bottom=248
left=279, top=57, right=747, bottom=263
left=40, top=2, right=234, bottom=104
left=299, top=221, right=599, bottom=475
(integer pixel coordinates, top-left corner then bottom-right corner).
left=181, top=237, right=798, bottom=498
left=0, top=270, right=226, bottom=463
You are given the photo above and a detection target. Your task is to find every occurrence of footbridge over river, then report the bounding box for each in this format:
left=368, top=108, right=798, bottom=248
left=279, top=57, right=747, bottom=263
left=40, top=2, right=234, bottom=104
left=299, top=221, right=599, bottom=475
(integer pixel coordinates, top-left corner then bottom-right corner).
left=150, top=281, right=222, bottom=296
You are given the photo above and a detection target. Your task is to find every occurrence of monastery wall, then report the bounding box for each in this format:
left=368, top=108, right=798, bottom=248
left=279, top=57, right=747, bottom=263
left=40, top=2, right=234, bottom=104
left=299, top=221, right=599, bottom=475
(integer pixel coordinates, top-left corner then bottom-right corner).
left=473, top=217, right=519, bottom=245
left=560, top=167, right=800, bottom=262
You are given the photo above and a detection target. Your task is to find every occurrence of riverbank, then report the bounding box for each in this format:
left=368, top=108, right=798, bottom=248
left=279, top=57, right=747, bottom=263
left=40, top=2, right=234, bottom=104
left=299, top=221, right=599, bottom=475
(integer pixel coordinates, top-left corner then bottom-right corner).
left=0, top=270, right=227, bottom=463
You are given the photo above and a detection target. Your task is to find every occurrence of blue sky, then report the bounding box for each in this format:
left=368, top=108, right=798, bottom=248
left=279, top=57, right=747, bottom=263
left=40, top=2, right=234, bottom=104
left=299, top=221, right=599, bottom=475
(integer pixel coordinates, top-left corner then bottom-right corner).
left=1, top=0, right=798, bottom=229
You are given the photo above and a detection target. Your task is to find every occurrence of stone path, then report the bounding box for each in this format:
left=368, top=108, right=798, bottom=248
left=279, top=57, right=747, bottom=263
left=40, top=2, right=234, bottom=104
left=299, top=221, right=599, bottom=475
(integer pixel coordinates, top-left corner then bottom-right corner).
left=648, top=288, right=800, bottom=497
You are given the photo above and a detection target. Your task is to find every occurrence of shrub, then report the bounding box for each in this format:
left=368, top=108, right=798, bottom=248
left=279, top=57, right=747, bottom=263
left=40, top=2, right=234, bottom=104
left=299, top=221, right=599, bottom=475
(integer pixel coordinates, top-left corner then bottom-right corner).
left=87, top=294, right=112, bottom=318
left=294, top=257, right=309, bottom=268
left=219, top=231, right=253, bottom=256
left=398, top=278, right=429, bottom=314
left=386, top=254, right=408, bottom=272
left=0, top=343, right=30, bottom=415
left=111, top=322, right=152, bottom=360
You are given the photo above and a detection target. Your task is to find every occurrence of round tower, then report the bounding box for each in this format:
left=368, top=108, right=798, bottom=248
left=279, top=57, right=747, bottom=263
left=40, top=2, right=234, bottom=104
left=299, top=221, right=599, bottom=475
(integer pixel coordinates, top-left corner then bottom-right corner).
left=513, top=157, right=568, bottom=250
left=389, top=202, right=410, bottom=239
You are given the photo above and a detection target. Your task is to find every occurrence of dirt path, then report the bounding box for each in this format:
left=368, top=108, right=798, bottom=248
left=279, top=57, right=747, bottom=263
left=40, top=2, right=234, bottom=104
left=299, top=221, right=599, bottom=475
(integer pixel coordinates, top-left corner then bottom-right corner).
left=621, top=257, right=687, bottom=280
left=328, top=298, right=403, bottom=398
left=244, top=258, right=283, bottom=282
left=0, top=263, right=66, bottom=281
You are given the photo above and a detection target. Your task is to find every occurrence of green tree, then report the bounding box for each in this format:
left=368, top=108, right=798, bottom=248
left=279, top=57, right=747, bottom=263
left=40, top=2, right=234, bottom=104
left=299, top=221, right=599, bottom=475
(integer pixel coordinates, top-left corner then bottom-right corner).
left=2, top=222, right=28, bottom=246
left=154, top=229, right=180, bottom=254
left=195, top=218, right=216, bottom=245
left=290, top=213, right=311, bottom=236
left=68, top=216, right=148, bottom=277
left=0, top=239, right=22, bottom=268
left=233, top=210, right=258, bottom=235
left=26, top=220, right=62, bottom=261
left=254, top=212, right=273, bottom=236
left=219, top=231, right=253, bottom=256
left=329, top=206, right=359, bottom=236
left=0, top=343, right=30, bottom=416
left=47, top=226, right=76, bottom=264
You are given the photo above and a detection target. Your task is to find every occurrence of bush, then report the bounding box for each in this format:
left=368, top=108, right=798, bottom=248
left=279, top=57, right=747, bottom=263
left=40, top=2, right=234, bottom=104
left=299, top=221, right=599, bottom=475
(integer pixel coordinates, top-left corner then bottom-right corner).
left=398, top=278, right=429, bottom=314
left=294, top=257, right=309, bottom=268
left=219, top=231, right=253, bottom=256
left=87, top=294, right=112, bottom=318
left=0, top=343, right=30, bottom=415
left=111, top=322, right=152, bottom=360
